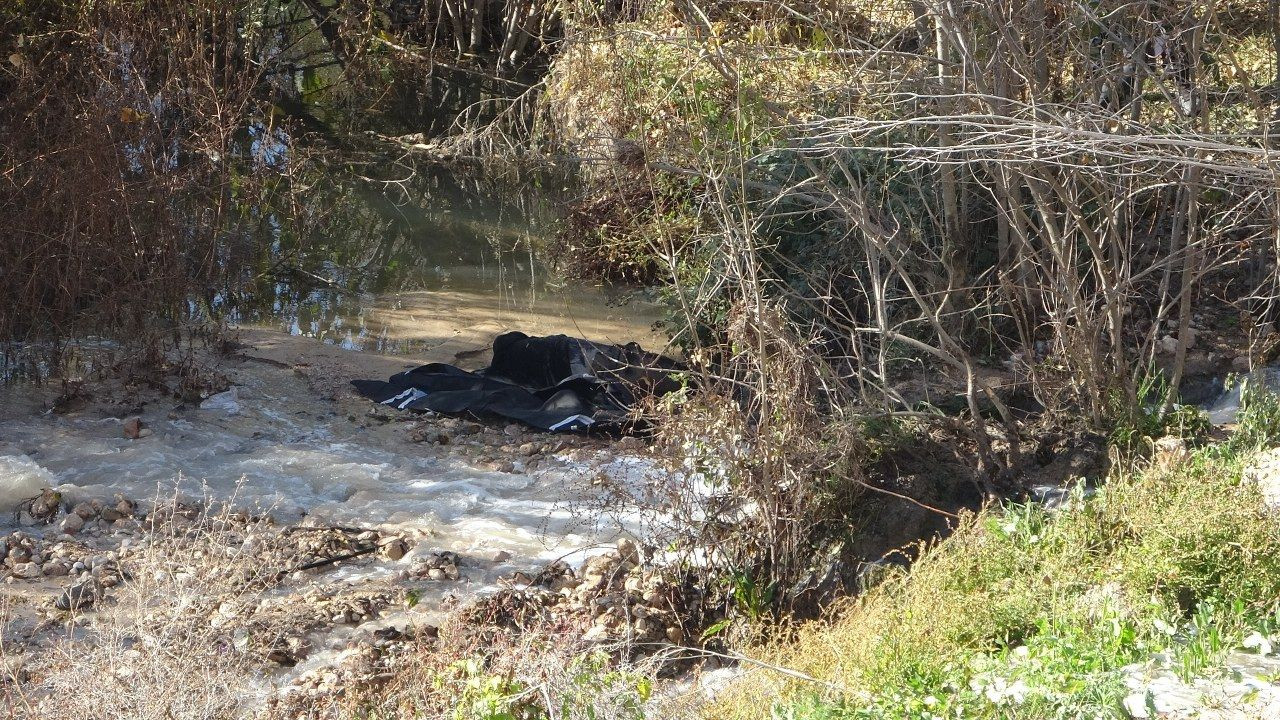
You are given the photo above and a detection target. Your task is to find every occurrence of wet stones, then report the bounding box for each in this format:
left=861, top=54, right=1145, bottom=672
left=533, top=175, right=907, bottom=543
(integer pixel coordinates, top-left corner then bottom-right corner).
left=410, top=551, right=461, bottom=581
left=380, top=537, right=409, bottom=561
left=16, top=488, right=62, bottom=525
left=58, top=513, right=84, bottom=535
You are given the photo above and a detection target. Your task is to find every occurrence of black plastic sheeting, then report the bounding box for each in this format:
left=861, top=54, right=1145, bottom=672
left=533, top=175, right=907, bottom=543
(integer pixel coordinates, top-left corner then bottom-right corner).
left=351, top=332, right=683, bottom=432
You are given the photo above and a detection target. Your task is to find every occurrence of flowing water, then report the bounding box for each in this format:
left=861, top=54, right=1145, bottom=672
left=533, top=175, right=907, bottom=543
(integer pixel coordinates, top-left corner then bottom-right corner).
left=0, top=141, right=669, bottom=637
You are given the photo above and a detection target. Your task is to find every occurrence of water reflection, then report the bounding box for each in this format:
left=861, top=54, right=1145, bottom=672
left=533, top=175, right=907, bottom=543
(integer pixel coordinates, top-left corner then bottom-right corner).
left=217, top=143, right=661, bottom=357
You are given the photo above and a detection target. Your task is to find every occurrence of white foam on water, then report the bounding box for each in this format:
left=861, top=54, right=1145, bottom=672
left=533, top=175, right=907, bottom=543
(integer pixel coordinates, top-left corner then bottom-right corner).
left=0, top=454, right=55, bottom=511
left=1204, top=368, right=1280, bottom=425
left=0, top=356, right=658, bottom=584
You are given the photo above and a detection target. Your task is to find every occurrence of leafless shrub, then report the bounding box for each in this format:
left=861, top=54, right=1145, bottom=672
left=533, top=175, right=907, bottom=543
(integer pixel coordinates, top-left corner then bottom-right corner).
left=535, top=0, right=1280, bottom=609
left=0, top=490, right=309, bottom=719
left=0, top=2, right=300, bottom=377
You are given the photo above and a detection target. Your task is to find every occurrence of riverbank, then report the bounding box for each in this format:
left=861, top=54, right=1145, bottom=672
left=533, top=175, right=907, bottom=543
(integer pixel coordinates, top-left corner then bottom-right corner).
left=0, top=316, right=711, bottom=717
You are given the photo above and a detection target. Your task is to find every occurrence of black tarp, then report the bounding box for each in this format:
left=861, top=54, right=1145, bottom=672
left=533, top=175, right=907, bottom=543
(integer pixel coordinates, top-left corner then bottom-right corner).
left=351, top=332, right=682, bottom=432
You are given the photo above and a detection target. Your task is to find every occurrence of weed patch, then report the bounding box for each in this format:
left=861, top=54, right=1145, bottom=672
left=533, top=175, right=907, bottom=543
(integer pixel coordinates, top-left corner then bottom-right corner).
left=710, top=445, right=1280, bottom=720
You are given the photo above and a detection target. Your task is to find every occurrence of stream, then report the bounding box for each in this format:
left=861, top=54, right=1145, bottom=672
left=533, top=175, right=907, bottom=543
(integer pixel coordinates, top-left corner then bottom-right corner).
left=0, top=140, right=672, bottom=688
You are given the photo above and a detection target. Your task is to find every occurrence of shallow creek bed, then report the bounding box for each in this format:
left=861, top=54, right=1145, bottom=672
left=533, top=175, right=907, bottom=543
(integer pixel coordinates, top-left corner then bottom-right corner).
left=0, top=330, right=718, bottom=716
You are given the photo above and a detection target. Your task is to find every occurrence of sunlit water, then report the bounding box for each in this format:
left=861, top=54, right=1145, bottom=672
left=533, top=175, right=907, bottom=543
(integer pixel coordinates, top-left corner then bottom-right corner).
left=0, top=148, right=668, bottom=623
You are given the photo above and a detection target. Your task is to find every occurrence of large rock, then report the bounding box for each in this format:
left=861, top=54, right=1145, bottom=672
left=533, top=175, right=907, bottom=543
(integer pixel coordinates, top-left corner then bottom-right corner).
left=1245, top=448, right=1280, bottom=510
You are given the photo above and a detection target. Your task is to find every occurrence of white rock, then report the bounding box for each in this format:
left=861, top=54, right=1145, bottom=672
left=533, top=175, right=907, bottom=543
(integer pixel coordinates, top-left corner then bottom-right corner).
left=1244, top=448, right=1280, bottom=510
left=1243, top=631, right=1274, bottom=656
left=11, top=562, right=40, bottom=579
left=1122, top=692, right=1151, bottom=718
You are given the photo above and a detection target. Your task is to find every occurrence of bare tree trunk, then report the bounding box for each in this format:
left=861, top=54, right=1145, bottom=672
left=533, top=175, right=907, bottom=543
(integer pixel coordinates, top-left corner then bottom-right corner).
left=1272, top=0, right=1280, bottom=89
left=934, top=1, right=968, bottom=334
left=470, top=0, right=487, bottom=52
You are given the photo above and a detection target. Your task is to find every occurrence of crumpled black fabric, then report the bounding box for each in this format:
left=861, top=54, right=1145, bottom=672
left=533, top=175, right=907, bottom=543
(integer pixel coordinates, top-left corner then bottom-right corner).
left=351, top=332, right=682, bottom=432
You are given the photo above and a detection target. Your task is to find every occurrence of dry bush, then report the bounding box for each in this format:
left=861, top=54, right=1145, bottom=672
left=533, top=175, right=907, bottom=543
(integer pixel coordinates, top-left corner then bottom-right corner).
left=530, top=0, right=1280, bottom=617
left=0, top=493, right=308, bottom=720
left=271, top=621, right=672, bottom=720
left=0, top=2, right=298, bottom=374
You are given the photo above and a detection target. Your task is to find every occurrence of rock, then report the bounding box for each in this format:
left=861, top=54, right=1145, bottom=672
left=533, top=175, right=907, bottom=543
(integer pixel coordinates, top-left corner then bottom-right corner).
left=59, top=513, right=84, bottom=535
left=123, top=417, right=144, bottom=439
left=1152, top=436, right=1190, bottom=470
left=634, top=617, right=662, bottom=641
left=56, top=579, right=102, bottom=611
left=1244, top=447, right=1280, bottom=510
left=616, top=537, right=640, bottom=565
left=381, top=538, right=408, bottom=562
left=1122, top=692, right=1152, bottom=718
left=267, top=649, right=297, bottom=666
left=488, top=549, right=512, bottom=563
left=29, top=489, right=61, bottom=522
left=11, top=562, right=40, bottom=579
left=666, top=626, right=684, bottom=644
left=42, top=562, right=69, bottom=577
left=584, top=553, right=619, bottom=578
left=1233, top=355, right=1252, bottom=372
left=72, top=502, right=96, bottom=520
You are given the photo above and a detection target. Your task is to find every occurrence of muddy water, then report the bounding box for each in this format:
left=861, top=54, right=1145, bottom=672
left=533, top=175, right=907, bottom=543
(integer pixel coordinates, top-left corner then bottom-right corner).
left=0, top=152, right=669, bottom=623
left=219, top=157, right=668, bottom=358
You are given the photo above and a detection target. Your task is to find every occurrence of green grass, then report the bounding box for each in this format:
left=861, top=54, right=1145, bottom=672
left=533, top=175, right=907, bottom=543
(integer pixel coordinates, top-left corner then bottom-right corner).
left=710, top=416, right=1280, bottom=719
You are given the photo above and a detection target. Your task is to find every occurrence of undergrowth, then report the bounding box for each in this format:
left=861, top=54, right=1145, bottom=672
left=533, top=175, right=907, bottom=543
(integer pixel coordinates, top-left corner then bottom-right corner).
left=709, top=400, right=1280, bottom=720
